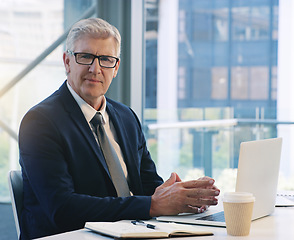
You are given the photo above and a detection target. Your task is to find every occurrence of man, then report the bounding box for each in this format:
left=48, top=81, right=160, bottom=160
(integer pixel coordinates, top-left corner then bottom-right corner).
left=18, top=18, right=220, bottom=240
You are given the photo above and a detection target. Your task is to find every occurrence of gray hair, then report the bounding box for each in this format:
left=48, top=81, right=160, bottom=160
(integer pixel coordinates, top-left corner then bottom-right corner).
left=66, top=18, right=121, bottom=57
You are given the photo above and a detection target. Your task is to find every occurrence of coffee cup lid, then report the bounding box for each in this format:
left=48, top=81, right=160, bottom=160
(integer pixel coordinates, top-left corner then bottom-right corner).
left=223, top=192, right=255, bottom=203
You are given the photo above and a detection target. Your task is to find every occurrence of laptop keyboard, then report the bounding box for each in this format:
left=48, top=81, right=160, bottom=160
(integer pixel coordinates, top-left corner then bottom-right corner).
left=196, top=211, right=225, bottom=222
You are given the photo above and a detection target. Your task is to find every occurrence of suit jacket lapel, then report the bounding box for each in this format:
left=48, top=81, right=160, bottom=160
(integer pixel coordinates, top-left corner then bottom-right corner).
left=58, top=82, right=111, bottom=178
left=106, top=101, right=142, bottom=193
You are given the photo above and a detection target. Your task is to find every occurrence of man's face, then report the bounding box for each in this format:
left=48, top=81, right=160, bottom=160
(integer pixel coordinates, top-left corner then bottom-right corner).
left=63, top=36, right=120, bottom=109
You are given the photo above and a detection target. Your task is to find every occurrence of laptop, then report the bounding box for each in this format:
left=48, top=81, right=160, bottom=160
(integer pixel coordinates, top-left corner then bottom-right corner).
left=157, top=137, right=283, bottom=227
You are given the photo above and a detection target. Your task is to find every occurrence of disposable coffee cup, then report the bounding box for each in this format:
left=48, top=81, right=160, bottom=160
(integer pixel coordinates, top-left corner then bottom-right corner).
left=223, top=192, right=255, bottom=236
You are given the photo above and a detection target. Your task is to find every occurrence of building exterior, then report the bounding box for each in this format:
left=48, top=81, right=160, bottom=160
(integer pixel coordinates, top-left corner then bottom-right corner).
left=144, top=0, right=281, bottom=179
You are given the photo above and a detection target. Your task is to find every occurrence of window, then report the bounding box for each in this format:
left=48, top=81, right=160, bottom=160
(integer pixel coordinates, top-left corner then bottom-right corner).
left=0, top=0, right=95, bottom=201
left=211, top=67, right=228, bottom=100
left=143, top=0, right=293, bottom=192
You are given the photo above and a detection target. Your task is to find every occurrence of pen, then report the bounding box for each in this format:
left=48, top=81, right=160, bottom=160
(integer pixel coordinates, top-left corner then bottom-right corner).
left=131, top=220, right=156, bottom=229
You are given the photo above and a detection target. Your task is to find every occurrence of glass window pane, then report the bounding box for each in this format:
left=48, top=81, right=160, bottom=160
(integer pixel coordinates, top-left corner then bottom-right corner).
left=0, top=0, right=65, bottom=201
left=0, top=0, right=94, bottom=201
left=143, top=0, right=292, bottom=192
left=231, top=67, right=249, bottom=100
left=211, top=67, right=228, bottom=100
left=250, top=66, right=268, bottom=100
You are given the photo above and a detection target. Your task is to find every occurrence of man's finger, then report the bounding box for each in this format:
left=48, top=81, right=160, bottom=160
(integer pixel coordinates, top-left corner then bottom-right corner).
left=182, top=179, right=215, bottom=189
left=158, top=172, right=177, bottom=188
left=186, top=196, right=219, bottom=207
left=174, top=172, right=182, bottom=182
left=186, top=188, right=220, bottom=198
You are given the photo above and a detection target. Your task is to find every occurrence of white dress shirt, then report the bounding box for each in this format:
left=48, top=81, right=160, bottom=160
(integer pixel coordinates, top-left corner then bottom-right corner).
left=66, top=81, right=129, bottom=178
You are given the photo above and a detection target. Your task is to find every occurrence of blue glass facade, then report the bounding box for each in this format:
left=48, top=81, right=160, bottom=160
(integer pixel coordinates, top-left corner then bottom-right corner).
left=145, top=0, right=279, bottom=120
left=144, top=0, right=280, bottom=177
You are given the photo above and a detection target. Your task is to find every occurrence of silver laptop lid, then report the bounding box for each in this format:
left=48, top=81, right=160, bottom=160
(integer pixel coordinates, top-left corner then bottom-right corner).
left=156, top=138, right=282, bottom=227
left=236, top=137, right=282, bottom=220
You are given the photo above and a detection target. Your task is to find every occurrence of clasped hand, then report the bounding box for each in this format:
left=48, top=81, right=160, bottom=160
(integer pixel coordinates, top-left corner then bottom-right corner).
left=150, top=172, right=220, bottom=217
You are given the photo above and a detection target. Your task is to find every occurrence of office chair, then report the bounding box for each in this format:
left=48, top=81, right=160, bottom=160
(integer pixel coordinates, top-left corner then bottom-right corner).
left=8, top=170, right=23, bottom=239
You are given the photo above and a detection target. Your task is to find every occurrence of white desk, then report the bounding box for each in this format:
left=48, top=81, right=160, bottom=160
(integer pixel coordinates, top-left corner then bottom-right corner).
left=36, top=207, right=294, bottom=240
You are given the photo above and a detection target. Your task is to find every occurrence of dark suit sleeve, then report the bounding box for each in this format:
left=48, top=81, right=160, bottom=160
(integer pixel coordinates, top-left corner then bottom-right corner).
left=128, top=108, right=163, bottom=195
left=19, top=107, right=155, bottom=237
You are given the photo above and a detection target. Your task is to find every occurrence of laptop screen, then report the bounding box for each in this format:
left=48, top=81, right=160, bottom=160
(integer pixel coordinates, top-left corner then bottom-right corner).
left=236, top=138, right=282, bottom=220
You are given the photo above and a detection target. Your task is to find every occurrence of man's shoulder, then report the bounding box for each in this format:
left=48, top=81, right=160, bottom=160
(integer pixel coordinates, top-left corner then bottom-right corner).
left=23, top=82, right=75, bottom=122
left=106, top=98, right=140, bottom=124
left=106, top=98, right=129, bottom=109
left=30, top=88, right=63, bottom=113
left=30, top=82, right=72, bottom=111
left=19, top=82, right=80, bottom=133
left=106, top=98, right=134, bottom=115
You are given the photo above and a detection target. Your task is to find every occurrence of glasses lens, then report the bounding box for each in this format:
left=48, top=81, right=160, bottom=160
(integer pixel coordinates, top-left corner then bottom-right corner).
left=75, top=53, right=94, bottom=65
left=99, top=56, right=117, bottom=68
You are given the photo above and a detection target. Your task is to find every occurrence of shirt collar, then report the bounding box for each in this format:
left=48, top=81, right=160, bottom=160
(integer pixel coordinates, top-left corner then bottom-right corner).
left=66, top=81, right=107, bottom=124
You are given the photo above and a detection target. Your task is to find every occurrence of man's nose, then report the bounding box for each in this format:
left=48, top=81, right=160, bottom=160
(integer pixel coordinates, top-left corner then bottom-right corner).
left=89, top=58, right=101, bottom=73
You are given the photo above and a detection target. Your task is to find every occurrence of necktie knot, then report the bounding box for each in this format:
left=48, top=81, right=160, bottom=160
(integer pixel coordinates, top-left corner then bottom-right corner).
left=90, top=113, right=103, bottom=129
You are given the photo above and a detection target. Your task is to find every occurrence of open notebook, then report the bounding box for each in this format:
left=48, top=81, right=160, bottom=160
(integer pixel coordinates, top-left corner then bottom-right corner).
left=157, top=137, right=283, bottom=227
left=85, top=220, right=213, bottom=238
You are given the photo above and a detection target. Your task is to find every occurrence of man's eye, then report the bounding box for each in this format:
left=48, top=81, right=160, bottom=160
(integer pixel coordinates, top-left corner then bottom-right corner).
left=80, top=54, right=93, bottom=59
left=100, top=56, right=113, bottom=62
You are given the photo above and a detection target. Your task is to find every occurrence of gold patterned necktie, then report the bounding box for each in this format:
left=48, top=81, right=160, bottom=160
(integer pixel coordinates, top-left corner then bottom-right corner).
left=90, top=112, right=130, bottom=197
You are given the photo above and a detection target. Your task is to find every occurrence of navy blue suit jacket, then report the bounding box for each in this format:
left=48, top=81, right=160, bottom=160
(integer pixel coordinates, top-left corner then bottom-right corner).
left=18, top=81, right=163, bottom=239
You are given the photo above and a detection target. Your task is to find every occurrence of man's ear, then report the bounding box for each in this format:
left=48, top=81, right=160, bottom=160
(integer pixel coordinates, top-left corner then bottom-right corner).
left=113, top=59, right=120, bottom=78
left=63, top=52, right=71, bottom=74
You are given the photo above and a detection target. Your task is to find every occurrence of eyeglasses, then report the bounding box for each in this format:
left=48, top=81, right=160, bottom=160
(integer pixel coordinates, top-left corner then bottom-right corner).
left=67, top=50, right=119, bottom=68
